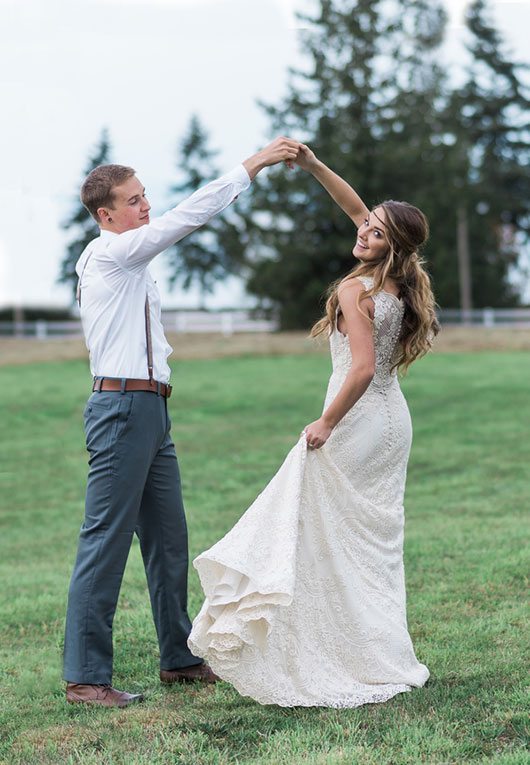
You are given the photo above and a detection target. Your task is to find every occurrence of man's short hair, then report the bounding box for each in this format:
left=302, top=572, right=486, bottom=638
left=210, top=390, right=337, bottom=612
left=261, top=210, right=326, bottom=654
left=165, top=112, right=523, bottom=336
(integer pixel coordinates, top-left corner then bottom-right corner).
left=81, top=164, right=136, bottom=222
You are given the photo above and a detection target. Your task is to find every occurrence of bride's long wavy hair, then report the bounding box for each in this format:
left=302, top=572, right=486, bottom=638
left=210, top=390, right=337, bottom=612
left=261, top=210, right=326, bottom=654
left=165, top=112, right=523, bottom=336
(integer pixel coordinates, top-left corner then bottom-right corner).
left=311, top=200, right=439, bottom=374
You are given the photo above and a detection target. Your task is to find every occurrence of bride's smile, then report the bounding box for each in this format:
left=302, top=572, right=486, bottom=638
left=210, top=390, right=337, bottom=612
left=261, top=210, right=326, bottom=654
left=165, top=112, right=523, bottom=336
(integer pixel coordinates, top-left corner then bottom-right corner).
left=352, top=207, right=389, bottom=261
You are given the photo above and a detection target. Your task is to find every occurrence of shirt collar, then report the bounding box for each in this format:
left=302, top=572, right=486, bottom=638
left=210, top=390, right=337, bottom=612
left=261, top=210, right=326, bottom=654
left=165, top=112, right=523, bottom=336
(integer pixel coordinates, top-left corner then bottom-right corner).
left=99, top=228, right=118, bottom=240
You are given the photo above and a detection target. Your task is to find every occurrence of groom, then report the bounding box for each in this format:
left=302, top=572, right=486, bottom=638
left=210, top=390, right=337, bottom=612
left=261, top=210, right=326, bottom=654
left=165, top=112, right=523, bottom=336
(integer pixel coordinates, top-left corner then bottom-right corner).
left=63, top=136, right=300, bottom=708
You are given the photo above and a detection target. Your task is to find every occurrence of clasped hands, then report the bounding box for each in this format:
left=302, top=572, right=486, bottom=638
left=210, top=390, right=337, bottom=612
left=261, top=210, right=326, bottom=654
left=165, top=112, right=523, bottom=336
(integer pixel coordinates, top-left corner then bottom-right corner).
left=256, top=137, right=318, bottom=173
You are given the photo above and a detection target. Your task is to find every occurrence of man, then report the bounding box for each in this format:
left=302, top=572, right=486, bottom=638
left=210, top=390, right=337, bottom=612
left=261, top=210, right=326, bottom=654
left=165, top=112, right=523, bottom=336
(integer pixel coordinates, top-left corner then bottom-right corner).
left=64, top=136, right=300, bottom=708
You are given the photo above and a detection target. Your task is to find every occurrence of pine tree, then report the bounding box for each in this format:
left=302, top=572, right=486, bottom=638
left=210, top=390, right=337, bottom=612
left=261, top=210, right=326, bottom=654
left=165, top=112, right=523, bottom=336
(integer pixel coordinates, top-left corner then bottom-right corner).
left=243, top=0, right=453, bottom=328
left=450, top=0, right=530, bottom=306
left=165, top=115, right=247, bottom=298
left=59, top=129, right=111, bottom=299
left=238, top=0, right=529, bottom=326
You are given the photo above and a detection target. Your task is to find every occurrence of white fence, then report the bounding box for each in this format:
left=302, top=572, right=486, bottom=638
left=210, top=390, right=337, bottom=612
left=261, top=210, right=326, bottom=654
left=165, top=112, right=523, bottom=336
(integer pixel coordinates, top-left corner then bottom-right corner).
left=0, top=311, right=278, bottom=339
left=1, top=308, right=530, bottom=338
left=0, top=320, right=83, bottom=338
left=438, top=308, right=530, bottom=327
left=163, top=310, right=277, bottom=335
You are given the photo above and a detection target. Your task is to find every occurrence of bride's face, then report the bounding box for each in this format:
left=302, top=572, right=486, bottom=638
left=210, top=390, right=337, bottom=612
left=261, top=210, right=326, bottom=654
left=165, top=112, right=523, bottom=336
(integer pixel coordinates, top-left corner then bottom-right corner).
left=353, top=207, right=390, bottom=263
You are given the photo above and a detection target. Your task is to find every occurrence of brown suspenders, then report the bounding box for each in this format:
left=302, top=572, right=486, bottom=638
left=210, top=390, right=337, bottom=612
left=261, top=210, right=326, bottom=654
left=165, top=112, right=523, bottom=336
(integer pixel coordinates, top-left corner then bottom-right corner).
left=78, top=253, right=156, bottom=383
left=144, top=295, right=154, bottom=383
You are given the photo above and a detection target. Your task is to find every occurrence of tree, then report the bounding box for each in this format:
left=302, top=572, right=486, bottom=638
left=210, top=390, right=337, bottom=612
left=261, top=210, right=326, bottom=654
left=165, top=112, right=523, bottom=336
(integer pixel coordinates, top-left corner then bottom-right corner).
left=242, top=0, right=456, bottom=328
left=449, top=0, right=530, bottom=307
left=165, top=115, right=247, bottom=300
left=233, top=0, right=529, bottom=327
left=59, top=129, right=111, bottom=300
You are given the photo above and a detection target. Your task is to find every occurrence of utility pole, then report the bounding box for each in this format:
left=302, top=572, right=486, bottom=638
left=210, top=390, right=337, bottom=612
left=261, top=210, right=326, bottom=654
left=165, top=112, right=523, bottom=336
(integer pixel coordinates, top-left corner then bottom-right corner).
left=457, top=205, right=472, bottom=324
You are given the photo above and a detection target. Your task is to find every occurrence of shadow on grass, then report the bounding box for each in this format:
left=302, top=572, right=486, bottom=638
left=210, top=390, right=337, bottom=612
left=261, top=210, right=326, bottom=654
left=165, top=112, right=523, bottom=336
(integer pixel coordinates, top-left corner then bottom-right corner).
left=148, top=670, right=525, bottom=762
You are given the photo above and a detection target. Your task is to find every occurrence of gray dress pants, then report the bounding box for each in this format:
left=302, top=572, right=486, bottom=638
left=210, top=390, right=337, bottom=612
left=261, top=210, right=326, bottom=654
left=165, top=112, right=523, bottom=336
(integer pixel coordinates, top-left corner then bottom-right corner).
left=63, top=388, right=201, bottom=684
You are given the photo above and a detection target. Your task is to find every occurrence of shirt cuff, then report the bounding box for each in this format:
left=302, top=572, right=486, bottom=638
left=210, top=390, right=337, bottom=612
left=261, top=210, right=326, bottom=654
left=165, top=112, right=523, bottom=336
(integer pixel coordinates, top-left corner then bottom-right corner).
left=228, top=163, right=252, bottom=190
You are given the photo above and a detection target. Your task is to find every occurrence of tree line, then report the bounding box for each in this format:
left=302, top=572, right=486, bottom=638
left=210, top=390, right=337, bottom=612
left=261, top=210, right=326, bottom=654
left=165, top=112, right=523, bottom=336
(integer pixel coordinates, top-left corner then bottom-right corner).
left=60, top=0, right=530, bottom=329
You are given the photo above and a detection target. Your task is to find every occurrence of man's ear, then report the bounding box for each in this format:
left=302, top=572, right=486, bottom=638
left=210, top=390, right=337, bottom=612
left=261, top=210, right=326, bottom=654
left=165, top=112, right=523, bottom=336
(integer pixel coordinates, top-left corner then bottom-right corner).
left=97, top=206, right=111, bottom=224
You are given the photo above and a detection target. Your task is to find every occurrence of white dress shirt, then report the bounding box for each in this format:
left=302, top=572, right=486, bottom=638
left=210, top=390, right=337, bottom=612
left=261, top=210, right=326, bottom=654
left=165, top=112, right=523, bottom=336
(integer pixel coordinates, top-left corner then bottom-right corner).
left=75, top=164, right=251, bottom=383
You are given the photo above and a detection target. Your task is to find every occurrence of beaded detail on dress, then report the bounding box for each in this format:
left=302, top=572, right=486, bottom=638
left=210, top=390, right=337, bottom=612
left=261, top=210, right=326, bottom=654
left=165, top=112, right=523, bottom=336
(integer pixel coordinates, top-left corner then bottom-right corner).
left=328, top=275, right=404, bottom=387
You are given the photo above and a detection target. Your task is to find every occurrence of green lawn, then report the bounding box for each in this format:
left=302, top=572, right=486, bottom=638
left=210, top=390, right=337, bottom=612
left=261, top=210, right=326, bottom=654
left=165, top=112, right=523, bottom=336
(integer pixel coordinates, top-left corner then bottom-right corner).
left=0, top=351, right=528, bottom=765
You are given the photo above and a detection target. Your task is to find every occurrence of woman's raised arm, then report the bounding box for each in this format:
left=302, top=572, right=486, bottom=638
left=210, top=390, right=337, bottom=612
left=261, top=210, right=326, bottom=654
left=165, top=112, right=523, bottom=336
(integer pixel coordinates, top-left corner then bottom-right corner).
left=296, top=145, right=370, bottom=228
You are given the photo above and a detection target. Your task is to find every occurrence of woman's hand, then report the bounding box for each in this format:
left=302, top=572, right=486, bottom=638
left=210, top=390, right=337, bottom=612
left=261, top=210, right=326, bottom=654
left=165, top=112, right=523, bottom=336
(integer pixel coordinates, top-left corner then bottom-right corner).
left=303, top=418, right=332, bottom=450
left=295, top=143, right=320, bottom=173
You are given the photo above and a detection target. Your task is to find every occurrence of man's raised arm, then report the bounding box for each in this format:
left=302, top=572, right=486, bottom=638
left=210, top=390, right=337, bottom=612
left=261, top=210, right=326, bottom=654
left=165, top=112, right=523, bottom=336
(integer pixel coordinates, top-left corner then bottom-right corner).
left=112, top=137, right=301, bottom=272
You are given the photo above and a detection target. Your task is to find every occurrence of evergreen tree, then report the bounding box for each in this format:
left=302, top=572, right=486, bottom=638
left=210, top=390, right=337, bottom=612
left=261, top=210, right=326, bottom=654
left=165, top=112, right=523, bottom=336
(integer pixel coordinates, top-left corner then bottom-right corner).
left=59, top=129, right=111, bottom=299
left=243, top=0, right=453, bottom=328
left=239, top=0, right=529, bottom=326
left=165, top=115, right=247, bottom=298
left=449, top=0, right=530, bottom=306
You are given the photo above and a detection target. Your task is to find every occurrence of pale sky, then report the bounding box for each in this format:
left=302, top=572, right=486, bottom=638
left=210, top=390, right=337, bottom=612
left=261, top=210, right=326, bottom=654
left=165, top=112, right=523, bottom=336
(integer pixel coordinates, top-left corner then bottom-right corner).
left=0, top=0, right=528, bottom=309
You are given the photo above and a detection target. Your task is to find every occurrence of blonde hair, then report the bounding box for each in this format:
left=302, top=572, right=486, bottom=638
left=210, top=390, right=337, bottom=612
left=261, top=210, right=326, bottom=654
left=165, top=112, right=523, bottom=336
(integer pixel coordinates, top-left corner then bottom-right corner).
left=311, top=200, right=439, bottom=373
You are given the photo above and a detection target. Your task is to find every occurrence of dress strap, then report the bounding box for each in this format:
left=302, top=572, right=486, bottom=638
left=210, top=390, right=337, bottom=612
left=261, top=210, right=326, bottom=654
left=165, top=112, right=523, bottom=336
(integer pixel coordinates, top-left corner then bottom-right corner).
left=356, top=275, right=374, bottom=289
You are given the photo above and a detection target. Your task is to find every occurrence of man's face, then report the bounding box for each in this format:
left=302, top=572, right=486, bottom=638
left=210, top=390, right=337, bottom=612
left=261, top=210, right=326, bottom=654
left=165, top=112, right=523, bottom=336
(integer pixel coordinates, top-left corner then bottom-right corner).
left=98, top=175, right=151, bottom=233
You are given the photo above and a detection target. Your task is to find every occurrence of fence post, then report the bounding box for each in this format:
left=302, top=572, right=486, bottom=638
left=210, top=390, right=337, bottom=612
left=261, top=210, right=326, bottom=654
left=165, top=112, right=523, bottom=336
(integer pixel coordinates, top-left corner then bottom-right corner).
left=35, top=320, right=48, bottom=339
left=175, top=314, right=187, bottom=333
left=14, top=305, right=24, bottom=337
left=483, top=308, right=494, bottom=328
left=221, top=313, right=233, bottom=337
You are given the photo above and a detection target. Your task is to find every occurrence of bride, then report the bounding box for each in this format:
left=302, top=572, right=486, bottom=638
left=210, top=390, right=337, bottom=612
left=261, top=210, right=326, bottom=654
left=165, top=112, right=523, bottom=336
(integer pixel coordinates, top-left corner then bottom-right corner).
left=188, top=145, right=439, bottom=708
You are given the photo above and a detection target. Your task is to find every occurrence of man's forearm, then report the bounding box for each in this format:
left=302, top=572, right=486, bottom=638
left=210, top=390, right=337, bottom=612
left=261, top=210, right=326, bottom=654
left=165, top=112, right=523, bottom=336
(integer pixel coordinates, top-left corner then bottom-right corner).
left=242, top=151, right=267, bottom=181
left=110, top=165, right=251, bottom=271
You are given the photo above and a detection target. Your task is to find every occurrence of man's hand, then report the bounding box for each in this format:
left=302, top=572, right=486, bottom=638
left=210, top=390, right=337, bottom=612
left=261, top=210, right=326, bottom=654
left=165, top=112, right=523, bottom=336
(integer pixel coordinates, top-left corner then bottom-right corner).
left=243, top=137, right=301, bottom=180
left=303, top=417, right=333, bottom=450
left=295, top=143, right=320, bottom=173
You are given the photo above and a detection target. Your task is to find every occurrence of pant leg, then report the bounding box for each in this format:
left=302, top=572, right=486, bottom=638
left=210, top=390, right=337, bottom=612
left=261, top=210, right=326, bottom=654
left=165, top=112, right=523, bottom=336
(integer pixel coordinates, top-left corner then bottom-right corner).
left=136, top=418, right=201, bottom=670
left=63, top=391, right=161, bottom=684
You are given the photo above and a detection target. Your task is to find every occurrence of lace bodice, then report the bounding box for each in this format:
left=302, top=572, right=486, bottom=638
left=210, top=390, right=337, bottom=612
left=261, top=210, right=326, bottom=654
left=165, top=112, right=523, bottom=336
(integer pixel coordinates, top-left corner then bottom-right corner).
left=329, top=275, right=404, bottom=388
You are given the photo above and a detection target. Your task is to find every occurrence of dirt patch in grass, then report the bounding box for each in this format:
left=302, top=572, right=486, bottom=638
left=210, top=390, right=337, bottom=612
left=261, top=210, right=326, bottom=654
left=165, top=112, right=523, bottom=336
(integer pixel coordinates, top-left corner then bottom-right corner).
left=1, top=327, right=529, bottom=367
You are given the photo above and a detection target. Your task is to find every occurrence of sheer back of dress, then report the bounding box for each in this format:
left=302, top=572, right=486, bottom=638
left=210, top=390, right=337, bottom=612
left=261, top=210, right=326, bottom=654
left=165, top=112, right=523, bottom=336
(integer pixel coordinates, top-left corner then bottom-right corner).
left=330, top=275, right=405, bottom=388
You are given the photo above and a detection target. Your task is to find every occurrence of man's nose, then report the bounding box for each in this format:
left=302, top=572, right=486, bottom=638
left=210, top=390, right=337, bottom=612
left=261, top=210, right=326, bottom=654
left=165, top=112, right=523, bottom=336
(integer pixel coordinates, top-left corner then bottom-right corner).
left=142, top=197, right=151, bottom=211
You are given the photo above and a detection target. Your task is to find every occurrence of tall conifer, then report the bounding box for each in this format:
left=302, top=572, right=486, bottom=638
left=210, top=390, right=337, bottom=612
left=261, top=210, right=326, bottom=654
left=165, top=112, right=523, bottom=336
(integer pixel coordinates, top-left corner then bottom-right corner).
left=243, top=0, right=529, bottom=325
left=244, top=0, right=452, bottom=327
left=165, top=115, right=247, bottom=298
left=450, top=0, right=530, bottom=306
left=59, top=129, right=111, bottom=299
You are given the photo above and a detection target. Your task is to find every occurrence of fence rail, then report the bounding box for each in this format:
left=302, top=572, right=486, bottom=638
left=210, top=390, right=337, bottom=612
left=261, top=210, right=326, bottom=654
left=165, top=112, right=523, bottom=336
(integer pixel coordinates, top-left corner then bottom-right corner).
left=0, top=311, right=278, bottom=339
left=1, top=308, right=529, bottom=339
left=0, top=320, right=84, bottom=339
left=439, top=308, right=530, bottom=327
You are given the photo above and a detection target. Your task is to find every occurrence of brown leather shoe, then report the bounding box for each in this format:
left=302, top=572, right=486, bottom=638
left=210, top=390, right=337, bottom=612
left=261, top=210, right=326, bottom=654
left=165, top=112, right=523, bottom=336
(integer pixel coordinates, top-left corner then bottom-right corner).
left=66, top=683, right=144, bottom=708
left=160, top=663, right=219, bottom=684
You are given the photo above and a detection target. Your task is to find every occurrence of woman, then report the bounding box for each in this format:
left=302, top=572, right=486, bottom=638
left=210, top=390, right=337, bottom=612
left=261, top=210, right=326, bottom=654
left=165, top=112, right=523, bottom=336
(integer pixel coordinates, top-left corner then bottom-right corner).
left=188, top=145, right=439, bottom=708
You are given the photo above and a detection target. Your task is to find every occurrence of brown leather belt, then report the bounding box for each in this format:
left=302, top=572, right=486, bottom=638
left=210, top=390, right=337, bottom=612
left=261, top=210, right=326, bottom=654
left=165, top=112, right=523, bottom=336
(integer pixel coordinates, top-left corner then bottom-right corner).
left=92, top=377, right=172, bottom=399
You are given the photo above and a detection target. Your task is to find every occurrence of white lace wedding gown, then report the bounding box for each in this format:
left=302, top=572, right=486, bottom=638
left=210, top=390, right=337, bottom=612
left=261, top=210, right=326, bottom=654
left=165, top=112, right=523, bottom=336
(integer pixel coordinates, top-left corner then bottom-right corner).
left=188, top=276, right=429, bottom=707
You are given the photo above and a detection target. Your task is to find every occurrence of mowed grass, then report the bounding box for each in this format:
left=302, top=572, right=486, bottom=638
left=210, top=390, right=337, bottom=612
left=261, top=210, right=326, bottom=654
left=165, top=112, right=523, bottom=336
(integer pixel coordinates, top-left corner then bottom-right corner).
left=0, top=349, right=528, bottom=765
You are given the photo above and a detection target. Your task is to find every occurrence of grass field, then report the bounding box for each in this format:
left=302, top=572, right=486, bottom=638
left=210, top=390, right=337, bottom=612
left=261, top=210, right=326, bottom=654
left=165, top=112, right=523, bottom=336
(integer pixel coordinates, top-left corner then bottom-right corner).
left=0, top=350, right=528, bottom=764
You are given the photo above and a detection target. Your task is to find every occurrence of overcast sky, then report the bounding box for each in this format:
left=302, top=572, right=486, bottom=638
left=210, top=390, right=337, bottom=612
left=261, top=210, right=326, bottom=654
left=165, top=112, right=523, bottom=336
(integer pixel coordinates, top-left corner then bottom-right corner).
left=1, top=0, right=528, bottom=309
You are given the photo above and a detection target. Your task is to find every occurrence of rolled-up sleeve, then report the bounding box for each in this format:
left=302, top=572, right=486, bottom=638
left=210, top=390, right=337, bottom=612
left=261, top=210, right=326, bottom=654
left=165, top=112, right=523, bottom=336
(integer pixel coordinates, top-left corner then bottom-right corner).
left=109, top=164, right=251, bottom=273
